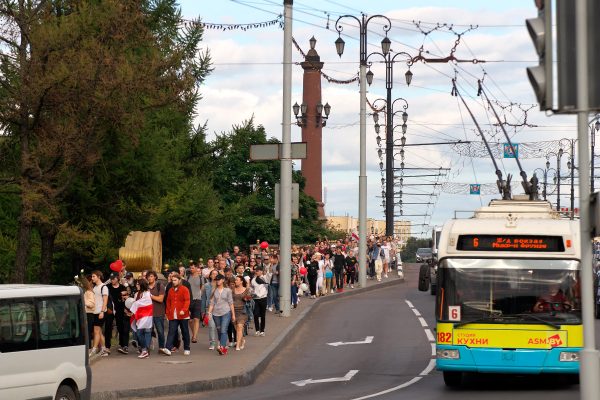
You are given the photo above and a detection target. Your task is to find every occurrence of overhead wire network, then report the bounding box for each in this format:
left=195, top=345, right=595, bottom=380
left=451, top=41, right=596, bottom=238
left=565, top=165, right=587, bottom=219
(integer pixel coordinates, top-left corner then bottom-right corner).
left=213, top=0, right=561, bottom=237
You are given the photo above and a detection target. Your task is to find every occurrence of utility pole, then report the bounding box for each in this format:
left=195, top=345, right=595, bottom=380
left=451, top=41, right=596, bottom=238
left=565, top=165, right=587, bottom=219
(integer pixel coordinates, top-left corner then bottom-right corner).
left=575, top=1, right=600, bottom=398
left=279, top=0, right=293, bottom=317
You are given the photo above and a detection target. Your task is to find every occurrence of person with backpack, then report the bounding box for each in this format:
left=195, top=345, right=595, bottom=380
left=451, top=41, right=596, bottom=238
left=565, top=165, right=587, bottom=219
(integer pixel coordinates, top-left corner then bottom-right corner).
left=90, top=270, right=109, bottom=357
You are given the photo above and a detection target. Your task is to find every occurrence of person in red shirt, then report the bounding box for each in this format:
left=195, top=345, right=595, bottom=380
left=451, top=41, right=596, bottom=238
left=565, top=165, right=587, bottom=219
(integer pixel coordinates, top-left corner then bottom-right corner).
left=163, top=274, right=191, bottom=356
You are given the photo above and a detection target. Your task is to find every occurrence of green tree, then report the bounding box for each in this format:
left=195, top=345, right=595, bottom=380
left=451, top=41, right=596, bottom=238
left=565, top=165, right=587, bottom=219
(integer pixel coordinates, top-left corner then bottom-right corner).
left=0, top=0, right=211, bottom=282
left=400, top=237, right=431, bottom=263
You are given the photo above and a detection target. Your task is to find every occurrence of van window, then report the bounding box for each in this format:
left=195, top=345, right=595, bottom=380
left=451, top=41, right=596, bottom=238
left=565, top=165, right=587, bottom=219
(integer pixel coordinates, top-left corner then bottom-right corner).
left=0, top=300, right=37, bottom=352
left=37, top=296, right=84, bottom=349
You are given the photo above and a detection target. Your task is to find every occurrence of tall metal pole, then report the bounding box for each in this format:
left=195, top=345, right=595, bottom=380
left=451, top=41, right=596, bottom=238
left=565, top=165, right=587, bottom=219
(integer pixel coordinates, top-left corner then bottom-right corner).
left=279, top=0, right=293, bottom=317
left=557, top=152, right=562, bottom=211
left=335, top=14, right=391, bottom=288
left=543, top=170, right=547, bottom=200
left=385, top=70, right=394, bottom=237
left=358, top=54, right=367, bottom=289
left=575, top=1, right=600, bottom=397
left=570, top=140, right=575, bottom=220
left=591, top=124, right=596, bottom=193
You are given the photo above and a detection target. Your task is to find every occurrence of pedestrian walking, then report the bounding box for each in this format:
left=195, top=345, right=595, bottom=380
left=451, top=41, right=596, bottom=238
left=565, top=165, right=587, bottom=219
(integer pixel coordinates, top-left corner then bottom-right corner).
left=307, top=253, right=320, bottom=298
left=345, top=250, right=358, bottom=288
left=201, top=269, right=219, bottom=350
left=333, top=247, right=346, bottom=292
left=207, top=274, right=235, bottom=355
left=188, top=264, right=203, bottom=343
left=322, top=253, right=334, bottom=294
left=232, top=275, right=250, bottom=351
left=163, top=273, right=191, bottom=356
left=129, top=279, right=153, bottom=359
left=90, top=270, right=109, bottom=357
left=147, top=271, right=167, bottom=354
left=250, top=266, right=268, bottom=335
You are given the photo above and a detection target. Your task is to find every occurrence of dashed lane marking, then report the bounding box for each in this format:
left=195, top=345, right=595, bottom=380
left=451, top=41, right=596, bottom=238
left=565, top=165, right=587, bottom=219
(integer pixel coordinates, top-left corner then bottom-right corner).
left=348, top=299, right=436, bottom=400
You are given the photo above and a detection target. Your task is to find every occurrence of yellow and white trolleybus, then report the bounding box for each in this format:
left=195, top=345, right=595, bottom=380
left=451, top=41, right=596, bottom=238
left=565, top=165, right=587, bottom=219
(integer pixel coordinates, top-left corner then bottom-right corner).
left=426, top=199, right=581, bottom=386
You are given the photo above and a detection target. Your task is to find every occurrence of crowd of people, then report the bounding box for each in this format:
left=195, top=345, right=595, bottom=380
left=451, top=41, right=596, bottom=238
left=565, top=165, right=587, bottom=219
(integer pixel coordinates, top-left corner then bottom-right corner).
left=77, top=235, right=402, bottom=360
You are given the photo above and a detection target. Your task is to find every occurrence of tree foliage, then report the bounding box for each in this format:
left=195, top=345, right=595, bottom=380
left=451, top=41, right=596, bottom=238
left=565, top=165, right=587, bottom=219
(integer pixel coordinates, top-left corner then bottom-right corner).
left=400, top=237, right=431, bottom=263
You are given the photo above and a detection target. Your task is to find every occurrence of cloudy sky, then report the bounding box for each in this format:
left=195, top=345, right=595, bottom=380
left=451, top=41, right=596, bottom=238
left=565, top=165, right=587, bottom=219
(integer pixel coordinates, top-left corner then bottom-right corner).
left=181, top=0, right=581, bottom=237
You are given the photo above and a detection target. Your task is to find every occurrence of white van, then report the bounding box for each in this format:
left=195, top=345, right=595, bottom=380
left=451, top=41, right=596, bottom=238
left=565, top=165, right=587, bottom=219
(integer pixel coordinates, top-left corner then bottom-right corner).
left=0, top=285, right=91, bottom=400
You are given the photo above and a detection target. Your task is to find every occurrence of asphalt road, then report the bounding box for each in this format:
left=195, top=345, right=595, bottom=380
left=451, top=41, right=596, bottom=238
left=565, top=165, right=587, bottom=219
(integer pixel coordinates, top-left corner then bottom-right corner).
left=165, top=264, right=584, bottom=400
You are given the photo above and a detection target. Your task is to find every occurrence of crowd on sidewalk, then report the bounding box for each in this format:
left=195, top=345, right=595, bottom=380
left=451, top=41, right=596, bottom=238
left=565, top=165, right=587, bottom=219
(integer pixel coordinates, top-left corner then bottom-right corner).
left=77, top=235, right=402, bottom=361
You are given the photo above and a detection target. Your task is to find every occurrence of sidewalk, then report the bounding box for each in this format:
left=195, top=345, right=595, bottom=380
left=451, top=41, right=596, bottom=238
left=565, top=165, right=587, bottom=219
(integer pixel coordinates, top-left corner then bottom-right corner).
left=91, top=273, right=405, bottom=400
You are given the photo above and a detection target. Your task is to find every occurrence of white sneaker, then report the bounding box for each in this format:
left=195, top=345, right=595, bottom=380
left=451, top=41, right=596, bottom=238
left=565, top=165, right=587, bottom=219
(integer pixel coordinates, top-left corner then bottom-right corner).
left=255, top=331, right=261, bottom=336
left=184, top=350, right=190, bottom=356
left=162, top=348, right=172, bottom=356
left=208, top=345, right=215, bottom=350
left=384, top=274, right=388, bottom=278
left=351, top=285, right=354, bottom=288
left=259, top=331, right=265, bottom=336
left=267, top=306, right=273, bottom=312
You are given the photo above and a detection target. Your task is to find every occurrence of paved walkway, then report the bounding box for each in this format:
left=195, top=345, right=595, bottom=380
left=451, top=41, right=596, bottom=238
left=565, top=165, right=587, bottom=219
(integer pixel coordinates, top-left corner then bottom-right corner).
left=91, top=272, right=405, bottom=400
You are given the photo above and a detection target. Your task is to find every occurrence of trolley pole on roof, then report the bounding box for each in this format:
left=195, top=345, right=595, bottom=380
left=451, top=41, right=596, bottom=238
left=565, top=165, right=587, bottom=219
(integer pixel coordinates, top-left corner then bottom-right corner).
left=575, top=1, right=600, bottom=398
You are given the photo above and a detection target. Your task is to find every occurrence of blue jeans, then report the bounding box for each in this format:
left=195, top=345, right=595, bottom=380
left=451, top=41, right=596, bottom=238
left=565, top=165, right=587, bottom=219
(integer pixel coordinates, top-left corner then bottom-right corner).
left=166, top=319, right=190, bottom=351
left=291, top=285, right=298, bottom=306
left=212, top=312, right=232, bottom=347
left=269, top=282, right=280, bottom=311
left=137, top=328, right=152, bottom=352
left=153, top=316, right=165, bottom=349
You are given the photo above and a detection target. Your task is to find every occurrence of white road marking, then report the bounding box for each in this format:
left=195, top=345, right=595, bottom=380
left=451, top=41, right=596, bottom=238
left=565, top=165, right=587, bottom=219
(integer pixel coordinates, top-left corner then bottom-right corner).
left=291, top=370, right=359, bottom=387
left=327, top=336, right=374, bottom=347
left=424, top=328, right=435, bottom=342
left=350, top=377, right=423, bottom=400
left=419, top=359, right=436, bottom=376
left=348, top=299, right=437, bottom=399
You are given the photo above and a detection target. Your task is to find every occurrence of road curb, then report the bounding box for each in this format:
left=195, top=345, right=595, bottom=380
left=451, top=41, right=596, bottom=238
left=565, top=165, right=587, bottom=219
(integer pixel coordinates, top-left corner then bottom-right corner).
left=91, top=277, right=404, bottom=400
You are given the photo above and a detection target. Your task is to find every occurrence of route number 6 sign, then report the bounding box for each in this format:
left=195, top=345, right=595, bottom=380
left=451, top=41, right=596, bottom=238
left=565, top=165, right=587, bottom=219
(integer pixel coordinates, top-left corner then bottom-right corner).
left=448, top=306, right=461, bottom=321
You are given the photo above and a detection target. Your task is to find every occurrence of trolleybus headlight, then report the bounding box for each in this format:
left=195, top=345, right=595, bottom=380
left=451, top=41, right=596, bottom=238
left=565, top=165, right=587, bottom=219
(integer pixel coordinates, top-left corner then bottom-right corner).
left=559, top=352, right=579, bottom=362
left=436, top=349, right=460, bottom=359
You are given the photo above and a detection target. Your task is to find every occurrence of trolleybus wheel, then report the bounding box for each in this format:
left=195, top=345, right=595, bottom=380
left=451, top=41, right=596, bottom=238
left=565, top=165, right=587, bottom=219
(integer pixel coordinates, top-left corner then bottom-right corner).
left=443, top=371, right=462, bottom=387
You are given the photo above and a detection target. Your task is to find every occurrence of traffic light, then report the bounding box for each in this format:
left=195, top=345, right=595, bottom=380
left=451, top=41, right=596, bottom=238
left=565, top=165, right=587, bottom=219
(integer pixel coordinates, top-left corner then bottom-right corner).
left=526, top=0, right=552, bottom=111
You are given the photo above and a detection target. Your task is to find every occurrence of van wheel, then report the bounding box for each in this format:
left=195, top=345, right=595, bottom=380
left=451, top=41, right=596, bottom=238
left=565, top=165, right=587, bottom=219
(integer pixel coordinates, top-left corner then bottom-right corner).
left=55, top=385, right=77, bottom=400
left=443, top=371, right=462, bottom=387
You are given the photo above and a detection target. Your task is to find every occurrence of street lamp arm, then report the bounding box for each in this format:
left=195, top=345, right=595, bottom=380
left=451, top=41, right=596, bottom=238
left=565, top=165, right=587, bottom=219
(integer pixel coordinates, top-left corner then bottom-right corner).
left=371, top=98, right=387, bottom=113
left=392, top=97, right=409, bottom=111
left=390, top=51, right=413, bottom=65
left=364, top=14, right=392, bottom=33
left=335, top=15, right=361, bottom=35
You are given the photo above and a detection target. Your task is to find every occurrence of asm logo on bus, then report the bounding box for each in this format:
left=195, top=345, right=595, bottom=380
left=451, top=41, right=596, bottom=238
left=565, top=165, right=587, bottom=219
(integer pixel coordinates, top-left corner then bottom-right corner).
left=456, top=235, right=565, bottom=252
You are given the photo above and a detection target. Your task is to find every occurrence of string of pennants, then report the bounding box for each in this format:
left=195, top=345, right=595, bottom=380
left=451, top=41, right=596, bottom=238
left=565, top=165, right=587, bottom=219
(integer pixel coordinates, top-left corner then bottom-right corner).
left=291, top=37, right=359, bottom=85
left=183, top=15, right=284, bottom=31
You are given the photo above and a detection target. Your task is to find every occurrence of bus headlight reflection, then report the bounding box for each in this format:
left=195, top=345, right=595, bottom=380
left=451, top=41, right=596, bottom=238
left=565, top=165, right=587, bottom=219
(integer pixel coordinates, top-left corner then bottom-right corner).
left=559, top=352, right=579, bottom=362
left=437, top=349, right=460, bottom=359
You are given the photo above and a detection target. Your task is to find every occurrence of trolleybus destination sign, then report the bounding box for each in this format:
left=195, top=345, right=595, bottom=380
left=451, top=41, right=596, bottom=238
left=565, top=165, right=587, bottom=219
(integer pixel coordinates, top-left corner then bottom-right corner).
left=457, top=235, right=565, bottom=252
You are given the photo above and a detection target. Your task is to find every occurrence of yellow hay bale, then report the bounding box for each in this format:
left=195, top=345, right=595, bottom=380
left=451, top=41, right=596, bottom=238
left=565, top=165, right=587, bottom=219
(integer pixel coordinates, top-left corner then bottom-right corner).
left=118, top=231, right=162, bottom=273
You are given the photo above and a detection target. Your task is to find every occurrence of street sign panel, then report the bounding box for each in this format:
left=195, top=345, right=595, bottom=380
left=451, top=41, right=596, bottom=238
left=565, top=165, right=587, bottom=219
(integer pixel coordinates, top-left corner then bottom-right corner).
left=503, top=143, right=519, bottom=158
left=275, top=183, right=299, bottom=219
left=250, top=142, right=307, bottom=161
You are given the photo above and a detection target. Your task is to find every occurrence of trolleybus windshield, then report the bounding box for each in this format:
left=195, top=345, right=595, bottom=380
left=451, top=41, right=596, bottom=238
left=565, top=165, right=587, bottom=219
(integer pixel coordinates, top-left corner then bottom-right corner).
left=436, top=259, right=581, bottom=325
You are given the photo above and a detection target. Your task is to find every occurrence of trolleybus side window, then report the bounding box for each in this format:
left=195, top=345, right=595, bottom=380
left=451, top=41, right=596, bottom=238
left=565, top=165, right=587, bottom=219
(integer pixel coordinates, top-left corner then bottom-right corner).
left=0, top=299, right=37, bottom=353
left=37, top=296, right=84, bottom=349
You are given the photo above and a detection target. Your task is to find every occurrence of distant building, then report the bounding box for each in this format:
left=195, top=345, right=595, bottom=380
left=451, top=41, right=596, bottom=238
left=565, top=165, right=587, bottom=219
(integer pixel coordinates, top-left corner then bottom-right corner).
left=327, top=215, right=411, bottom=244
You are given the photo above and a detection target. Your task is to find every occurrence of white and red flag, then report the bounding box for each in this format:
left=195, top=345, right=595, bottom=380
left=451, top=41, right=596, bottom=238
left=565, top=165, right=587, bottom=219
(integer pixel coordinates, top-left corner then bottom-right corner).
left=129, top=291, right=153, bottom=332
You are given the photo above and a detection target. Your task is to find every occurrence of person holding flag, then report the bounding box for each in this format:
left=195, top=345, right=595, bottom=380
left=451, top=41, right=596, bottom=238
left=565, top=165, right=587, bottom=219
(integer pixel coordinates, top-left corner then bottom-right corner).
left=129, top=279, right=154, bottom=359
